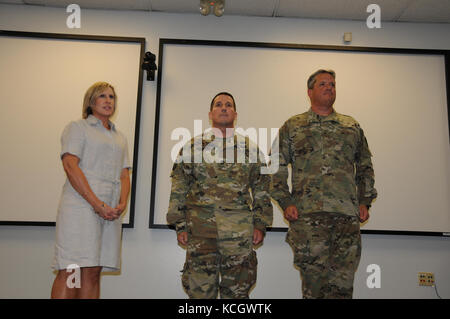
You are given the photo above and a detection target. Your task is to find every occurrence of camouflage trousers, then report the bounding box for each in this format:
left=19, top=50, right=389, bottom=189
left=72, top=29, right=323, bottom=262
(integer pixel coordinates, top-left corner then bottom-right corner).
left=181, top=235, right=257, bottom=299
left=286, top=212, right=361, bottom=299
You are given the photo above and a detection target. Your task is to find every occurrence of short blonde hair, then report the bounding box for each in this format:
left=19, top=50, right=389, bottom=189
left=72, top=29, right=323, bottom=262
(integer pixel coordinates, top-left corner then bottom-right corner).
left=82, top=82, right=117, bottom=119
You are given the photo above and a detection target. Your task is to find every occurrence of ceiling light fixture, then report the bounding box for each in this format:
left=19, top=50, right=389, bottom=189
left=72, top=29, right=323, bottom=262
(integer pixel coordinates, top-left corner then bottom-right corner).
left=199, top=0, right=225, bottom=17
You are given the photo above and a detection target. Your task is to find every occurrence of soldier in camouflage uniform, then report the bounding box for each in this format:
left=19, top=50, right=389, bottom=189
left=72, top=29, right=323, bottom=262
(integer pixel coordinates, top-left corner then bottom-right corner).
left=271, top=70, right=377, bottom=298
left=167, top=92, right=273, bottom=299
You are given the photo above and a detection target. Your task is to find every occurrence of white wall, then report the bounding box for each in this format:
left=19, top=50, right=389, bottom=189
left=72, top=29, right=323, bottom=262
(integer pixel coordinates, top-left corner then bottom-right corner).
left=0, top=4, right=449, bottom=299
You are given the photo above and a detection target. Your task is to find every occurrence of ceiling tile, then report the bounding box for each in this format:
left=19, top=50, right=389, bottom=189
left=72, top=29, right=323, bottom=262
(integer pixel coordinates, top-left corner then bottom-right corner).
left=276, top=0, right=413, bottom=21
left=0, top=0, right=448, bottom=23
left=224, top=0, right=277, bottom=17
left=149, top=0, right=198, bottom=12
left=24, top=0, right=151, bottom=11
left=398, top=0, right=450, bottom=22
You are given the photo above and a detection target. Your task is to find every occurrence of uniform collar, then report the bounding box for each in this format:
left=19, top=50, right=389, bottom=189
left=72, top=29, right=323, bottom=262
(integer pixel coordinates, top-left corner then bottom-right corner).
left=203, top=128, right=236, bottom=141
left=86, top=114, right=116, bottom=131
left=307, top=107, right=339, bottom=123
left=201, top=129, right=245, bottom=149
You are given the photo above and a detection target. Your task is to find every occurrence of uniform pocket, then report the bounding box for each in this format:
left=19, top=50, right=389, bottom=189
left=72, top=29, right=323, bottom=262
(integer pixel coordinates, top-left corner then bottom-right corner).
left=220, top=251, right=257, bottom=299
left=339, top=126, right=358, bottom=161
left=246, top=250, right=258, bottom=288
left=181, top=261, right=190, bottom=293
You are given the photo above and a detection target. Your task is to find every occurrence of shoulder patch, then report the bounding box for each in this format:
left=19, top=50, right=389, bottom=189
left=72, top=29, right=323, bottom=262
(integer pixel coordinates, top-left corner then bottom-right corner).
left=286, top=113, right=309, bottom=128
left=336, top=113, right=359, bottom=128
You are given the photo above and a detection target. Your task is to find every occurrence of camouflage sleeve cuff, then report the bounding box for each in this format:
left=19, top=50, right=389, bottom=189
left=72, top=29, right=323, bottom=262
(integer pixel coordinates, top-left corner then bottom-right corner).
left=359, top=197, right=373, bottom=208
left=276, top=197, right=294, bottom=212
left=175, top=221, right=187, bottom=234
left=254, top=220, right=267, bottom=235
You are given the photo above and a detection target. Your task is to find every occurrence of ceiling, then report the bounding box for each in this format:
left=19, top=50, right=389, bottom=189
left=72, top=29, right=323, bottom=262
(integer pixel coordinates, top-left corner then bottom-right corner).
left=1, top=0, right=450, bottom=23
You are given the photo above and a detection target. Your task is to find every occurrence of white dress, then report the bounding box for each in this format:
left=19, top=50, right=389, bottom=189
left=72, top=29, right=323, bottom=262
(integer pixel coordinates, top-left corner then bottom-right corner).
left=52, top=115, right=130, bottom=272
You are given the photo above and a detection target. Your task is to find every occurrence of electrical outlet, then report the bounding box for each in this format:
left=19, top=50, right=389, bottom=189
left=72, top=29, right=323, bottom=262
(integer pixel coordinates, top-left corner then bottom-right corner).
left=418, top=272, right=435, bottom=286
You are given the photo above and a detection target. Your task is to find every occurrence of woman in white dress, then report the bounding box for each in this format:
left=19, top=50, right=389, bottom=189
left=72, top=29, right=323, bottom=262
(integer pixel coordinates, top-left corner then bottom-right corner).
left=51, top=82, right=131, bottom=299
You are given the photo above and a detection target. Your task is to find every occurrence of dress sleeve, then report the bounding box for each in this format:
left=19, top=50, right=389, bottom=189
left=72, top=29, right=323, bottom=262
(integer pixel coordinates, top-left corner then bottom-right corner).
left=122, top=136, right=131, bottom=170
left=60, top=121, right=85, bottom=160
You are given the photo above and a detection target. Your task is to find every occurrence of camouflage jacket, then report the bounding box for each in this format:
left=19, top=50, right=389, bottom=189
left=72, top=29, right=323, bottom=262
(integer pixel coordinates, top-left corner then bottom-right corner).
left=167, top=132, right=273, bottom=238
left=271, top=108, right=377, bottom=217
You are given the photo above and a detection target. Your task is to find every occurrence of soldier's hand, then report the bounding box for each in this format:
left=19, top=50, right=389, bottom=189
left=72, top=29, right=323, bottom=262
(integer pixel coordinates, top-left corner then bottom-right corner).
left=253, top=229, right=264, bottom=245
left=359, top=205, right=370, bottom=223
left=177, top=231, right=188, bottom=245
left=284, top=205, right=299, bottom=221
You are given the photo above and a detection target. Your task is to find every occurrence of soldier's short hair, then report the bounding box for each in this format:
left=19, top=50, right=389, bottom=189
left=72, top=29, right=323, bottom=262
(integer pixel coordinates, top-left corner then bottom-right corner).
left=210, top=92, right=236, bottom=111
left=307, top=69, right=336, bottom=90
